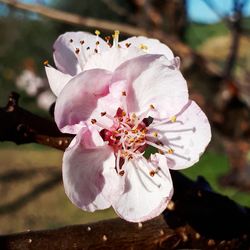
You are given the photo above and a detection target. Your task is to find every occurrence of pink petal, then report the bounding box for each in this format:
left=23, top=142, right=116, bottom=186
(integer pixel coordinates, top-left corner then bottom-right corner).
left=154, top=100, right=211, bottom=170
left=53, top=31, right=109, bottom=75
left=84, top=47, right=144, bottom=72
left=45, top=66, right=72, bottom=96
left=63, top=127, right=122, bottom=212
left=111, top=54, right=188, bottom=118
left=55, top=69, right=112, bottom=133
left=112, top=154, right=173, bottom=222
left=120, top=36, right=174, bottom=60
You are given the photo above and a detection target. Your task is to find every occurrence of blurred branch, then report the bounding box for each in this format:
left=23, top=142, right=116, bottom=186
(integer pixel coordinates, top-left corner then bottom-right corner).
left=0, top=0, right=147, bottom=36
left=0, top=92, right=73, bottom=150
left=101, top=0, right=129, bottom=17
left=0, top=92, right=249, bottom=246
left=0, top=172, right=249, bottom=249
left=0, top=0, right=217, bottom=75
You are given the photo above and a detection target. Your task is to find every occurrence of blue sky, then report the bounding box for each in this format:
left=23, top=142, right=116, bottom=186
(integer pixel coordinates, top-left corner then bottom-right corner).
left=187, top=0, right=250, bottom=23
left=1, top=0, right=250, bottom=23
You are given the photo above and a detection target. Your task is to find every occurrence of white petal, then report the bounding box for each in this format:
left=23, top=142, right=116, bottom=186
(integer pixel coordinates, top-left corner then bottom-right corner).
left=53, top=31, right=109, bottom=75
left=45, top=66, right=72, bottom=96
left=54, top=69, right=112, bottom=133
left=112, top=54, right=188, bottom=118
left=84, top=47, right=144, bottom=72
left=63, top=127, right=122, bottom=212
left=112, top=154, right=173, bottom=222
left=153, top=100, right=211, bottom=170
left=120, top=36, right=174, bottom=60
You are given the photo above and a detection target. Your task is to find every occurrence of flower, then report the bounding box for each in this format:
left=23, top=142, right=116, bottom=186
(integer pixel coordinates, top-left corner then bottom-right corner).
left=45, top=30, right=179, bottom=96
left=46, top=31, right=211, bottom=222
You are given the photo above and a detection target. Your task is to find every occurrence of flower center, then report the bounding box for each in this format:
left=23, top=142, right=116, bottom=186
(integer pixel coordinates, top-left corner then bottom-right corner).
left=90, top=94, right=195, bottom=177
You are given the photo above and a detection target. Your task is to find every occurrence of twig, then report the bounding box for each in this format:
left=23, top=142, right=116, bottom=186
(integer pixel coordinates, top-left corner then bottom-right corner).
left=0, top=92, right=73, bottom=150
left=0, top=0, right=147, bottom=36
left=0, top=173, right=249, bottom=249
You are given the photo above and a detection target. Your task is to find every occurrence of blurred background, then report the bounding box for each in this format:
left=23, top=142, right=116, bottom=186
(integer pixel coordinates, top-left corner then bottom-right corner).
left=0, top=0, right=250, bottom=234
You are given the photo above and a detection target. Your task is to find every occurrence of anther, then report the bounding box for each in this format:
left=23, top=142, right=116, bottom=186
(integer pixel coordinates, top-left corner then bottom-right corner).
left=150, top=104, right=155, bottom=109
left=86, top=47, right=90, bottom=50
left=69, top=39, right=73, bottom=43
left=167, top=149, right=174, bottom=154
left=139, top=44, right=148, bottom=50
left=119, top=170, right=125, bottom=176
left=43, top=60, right=49, bottom=66
left=75, top=48, right=80, bottom=54
left=91, top=119, right=97, bottom=124
left=149, top=170, right=155, bottom=177
left=170, top=116, right=176, bottom=123
left=152, top=132, right=158, bottom=138
left=122, top=91, right=127, bottom=96
left=101, top=112, right=106, bottom=116
left=96, top=41, right=100, bottom=45
left=80, top=40, right=84, bottom=45
left=94, top=48, right=98, bottom=53
left=95, top=30, right=101, bottom=36
left=125, top=43, right=131, bottom=48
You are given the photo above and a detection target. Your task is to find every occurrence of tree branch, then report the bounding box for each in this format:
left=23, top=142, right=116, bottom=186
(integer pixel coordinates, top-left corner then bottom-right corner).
left=0, top=92, right=73, bottom=150
left=0, top=92, right=249, bottom=248
left=0, top=0, right=147, bottom=36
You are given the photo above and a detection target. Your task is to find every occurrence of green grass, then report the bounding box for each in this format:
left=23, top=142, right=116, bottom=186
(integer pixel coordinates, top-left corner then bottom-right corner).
left=182, top=151, right=250, bottom=207
left=185, top=21, right=229, bottom=49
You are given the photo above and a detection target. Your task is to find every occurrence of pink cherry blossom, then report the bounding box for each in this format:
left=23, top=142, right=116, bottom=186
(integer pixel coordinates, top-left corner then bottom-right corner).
left=47, top=31, right=211, bottom=222
left=45, top=30, right=177, bottom=96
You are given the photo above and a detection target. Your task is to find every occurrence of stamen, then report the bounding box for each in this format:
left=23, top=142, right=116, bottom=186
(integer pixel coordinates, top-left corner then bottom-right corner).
left=95, top=30, right=101, bottom=53
left=172, top=152, right=191, bottom=161
left=170, top=116, right=176, bottom=122
left=139, top=44, right=148, bottom=51
left=105, top=36, right=111, bottom=47
left=119, top=170, right=125, bottom=176
left=112, top=30, right=120, bottom=48
left=145, top=140, right=172, bottom=154
left=116, top=150, right=121, bottom=172
left=95, top=30, right=101, bottom=36
left=91, top=119, right=110, bottom=130
left=69, top=39, right=86, bottom=70
left=121, top=91, right=128, bottom=114
left=43, top=60, right=49, bottom=66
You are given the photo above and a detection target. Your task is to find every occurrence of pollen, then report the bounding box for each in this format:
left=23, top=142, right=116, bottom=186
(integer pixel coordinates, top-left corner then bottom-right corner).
left=91, top=119, right=97, bottom=124
left=149, top=170, right=155, bottom=177
left=114, top=30, right=120, bottom=36
left=170, top=116, right=177, bottom=122
left=152, top=132, right=158, bottom=137
left=119, top=170, right=125, bottom=176
left=43, top=60, right=49, bottom=66
left=122, top=111, right=126, bottom=116
left=167, top=149, right=174, bottom=154
left=95, top=30, right=101, bottom=35
left=139, top=44, right=148, bottom=50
